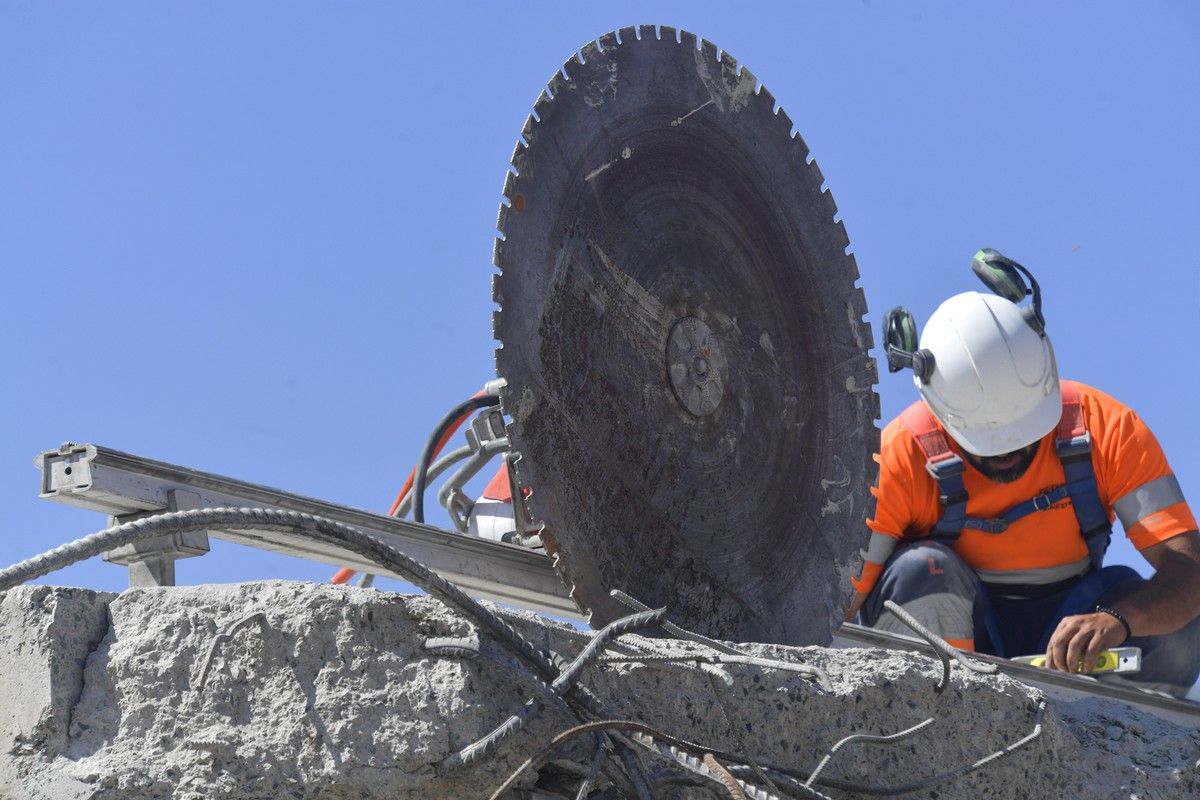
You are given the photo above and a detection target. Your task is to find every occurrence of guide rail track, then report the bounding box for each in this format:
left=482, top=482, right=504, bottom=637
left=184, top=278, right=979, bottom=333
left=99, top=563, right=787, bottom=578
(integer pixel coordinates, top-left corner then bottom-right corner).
left=36, top=443, right=577, bottom=617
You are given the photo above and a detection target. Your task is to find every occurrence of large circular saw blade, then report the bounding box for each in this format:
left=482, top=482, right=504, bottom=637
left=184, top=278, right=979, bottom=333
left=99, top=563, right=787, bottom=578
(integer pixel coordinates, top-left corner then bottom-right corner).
left=493, top=26, right=880, bottom=646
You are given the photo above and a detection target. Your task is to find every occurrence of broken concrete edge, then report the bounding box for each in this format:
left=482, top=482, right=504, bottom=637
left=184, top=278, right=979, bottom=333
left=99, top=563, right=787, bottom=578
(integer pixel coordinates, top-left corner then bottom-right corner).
left=2, top=587, right=114, bottom=758
left=1, top=582, right=1197, bottom=800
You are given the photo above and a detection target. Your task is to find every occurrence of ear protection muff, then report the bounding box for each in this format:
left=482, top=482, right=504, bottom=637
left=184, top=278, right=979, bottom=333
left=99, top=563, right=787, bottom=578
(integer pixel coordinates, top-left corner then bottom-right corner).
left=970, top=248, right=1046, bottom=336
left=884, top=249, right=1047, bottom=383
left=883, top=306, right=935, bottom=383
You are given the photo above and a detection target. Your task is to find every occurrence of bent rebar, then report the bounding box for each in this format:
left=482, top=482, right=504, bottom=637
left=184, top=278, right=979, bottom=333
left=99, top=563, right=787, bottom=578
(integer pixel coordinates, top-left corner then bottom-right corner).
left=883, top=599, right=997, bottom=676
left=597, top=653, right=831, bottom=692
left=438, top=607, right=666, bottom=772
left=804, top=717, right=936, bottom=788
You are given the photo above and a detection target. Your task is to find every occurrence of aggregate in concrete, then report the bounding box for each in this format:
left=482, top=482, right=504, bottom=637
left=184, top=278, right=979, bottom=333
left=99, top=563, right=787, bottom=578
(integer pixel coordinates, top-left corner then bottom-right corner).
left=0, top=582, right=1196, bottom=799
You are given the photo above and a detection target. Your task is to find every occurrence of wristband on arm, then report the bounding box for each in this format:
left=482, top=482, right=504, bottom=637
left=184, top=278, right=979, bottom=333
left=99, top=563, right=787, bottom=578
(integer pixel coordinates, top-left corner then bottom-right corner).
left=1094, top=605, right=1132, bottom=644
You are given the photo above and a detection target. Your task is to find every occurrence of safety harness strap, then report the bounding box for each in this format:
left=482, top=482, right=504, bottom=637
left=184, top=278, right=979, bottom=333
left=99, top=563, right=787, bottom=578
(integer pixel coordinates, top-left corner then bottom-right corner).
left=898, top=382, right=1112, bottom=568
left=898, top=403, right=967, bottom=540
left=961, top=485, right=1072, bottom=533
left=1055, top=382, right=1112, bottom=570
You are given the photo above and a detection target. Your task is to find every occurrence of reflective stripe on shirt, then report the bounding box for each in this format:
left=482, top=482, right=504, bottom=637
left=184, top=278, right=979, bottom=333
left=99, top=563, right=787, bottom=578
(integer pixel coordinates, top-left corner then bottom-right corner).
left=1114, top=474, right=1186, bottom=531
left=974, top=556, right=1091, bottom=586
left=865, top=532, right=898, bottom=564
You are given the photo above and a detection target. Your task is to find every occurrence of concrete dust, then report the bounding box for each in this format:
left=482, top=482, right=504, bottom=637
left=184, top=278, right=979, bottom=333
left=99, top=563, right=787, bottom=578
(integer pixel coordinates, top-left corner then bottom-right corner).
left=0, top=582, right=1196, bottom=799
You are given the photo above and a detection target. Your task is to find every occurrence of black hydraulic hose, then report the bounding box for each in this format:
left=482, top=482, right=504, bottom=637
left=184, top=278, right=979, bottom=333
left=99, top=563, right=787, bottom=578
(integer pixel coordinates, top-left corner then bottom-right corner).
left=411, top=393, right=501, bottom=524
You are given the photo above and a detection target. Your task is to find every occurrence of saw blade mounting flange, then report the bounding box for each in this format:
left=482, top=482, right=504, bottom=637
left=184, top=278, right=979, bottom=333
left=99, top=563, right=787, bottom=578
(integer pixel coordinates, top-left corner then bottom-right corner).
left=667, top=316, right=725, bottom=417
left=493, top=25, right=880, bottom=646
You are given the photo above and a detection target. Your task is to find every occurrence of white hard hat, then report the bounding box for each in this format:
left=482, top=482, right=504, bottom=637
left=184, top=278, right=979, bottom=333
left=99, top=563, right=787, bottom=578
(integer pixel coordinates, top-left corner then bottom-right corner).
left=916, top=291, right=1060, bottom=456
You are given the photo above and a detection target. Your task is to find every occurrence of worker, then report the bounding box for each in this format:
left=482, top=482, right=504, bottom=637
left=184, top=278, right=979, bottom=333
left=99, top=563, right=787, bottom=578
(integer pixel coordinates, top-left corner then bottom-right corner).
left=846, top=249, right=1200, bottom=697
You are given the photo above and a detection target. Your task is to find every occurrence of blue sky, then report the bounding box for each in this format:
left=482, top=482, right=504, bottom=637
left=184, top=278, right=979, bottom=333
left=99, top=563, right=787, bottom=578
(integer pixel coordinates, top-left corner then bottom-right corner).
left=2, top=2, right=1197, bottom=602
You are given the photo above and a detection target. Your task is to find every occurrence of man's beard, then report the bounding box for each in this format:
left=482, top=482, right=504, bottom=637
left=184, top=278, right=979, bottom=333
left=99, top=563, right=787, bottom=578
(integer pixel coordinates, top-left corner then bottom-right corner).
left=963, top=441, right=1041, bottom=484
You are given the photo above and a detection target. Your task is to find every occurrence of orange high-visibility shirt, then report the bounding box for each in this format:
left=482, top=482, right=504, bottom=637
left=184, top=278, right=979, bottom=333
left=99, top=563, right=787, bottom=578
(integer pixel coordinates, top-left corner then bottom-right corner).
left=852, top=381, right=1196, bottom=595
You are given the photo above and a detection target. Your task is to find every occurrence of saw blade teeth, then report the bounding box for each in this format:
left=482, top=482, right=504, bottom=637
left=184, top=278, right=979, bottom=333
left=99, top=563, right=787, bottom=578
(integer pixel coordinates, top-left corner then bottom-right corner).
left=847, top=279, right=869, bottom=319
left=843, top=248, right=863, bottom=284
left=718, top=48, right=739, bottom=73
left=756, top=84, right=776, bottom=110
left=544, top=72, right=563, bottom=100
left=491, top=271, right=503, bottom=305
left=581, top=39, right=602, bottom=62
left=658, top=24, right=677, bottom=42
left=807, top=156, right=826, bottom=188
left=790, top=129, right=812, bottom=162
left=775, top=106, right=794, bottom=134
left=519, top=112, right=537, bottom=145
left=818, top=186, right=839, bottom=223
left=698, top=36, right=718, bottom=61
left=531, top=90, right=552, bottom=122
left=637, top=24, right=654, bottom=41
left=679, top=29, right=698, bottom=50
left=830, top=216, right=850, bottom=249
left=555, top=551, right=589, bottom=615
left=601, top=30, right=621, bottom=50
left=547, top=55, right=575, bottom=95
left=501, top=169, right=516, bottom=202
left=495, top=203, right=512, bottom=244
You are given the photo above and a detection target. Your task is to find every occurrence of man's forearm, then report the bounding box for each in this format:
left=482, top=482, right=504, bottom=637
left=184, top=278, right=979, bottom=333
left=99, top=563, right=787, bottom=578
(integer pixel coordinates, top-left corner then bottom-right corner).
left=1045, top=531, right=1200, bottom=674
left=1114, top=537, right=1200, bottom=636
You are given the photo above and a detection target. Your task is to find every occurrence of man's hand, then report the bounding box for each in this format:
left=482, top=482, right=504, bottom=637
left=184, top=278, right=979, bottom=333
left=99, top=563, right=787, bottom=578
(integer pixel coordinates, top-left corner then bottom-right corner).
left=1045, top=532, right=1200, bottom=673
left=1045, top=611, right=1127, bottom=673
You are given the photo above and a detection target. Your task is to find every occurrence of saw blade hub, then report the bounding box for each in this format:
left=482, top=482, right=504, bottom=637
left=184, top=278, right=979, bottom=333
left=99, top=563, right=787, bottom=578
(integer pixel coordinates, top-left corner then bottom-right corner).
left=667, top=316, right=726, bottom=417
